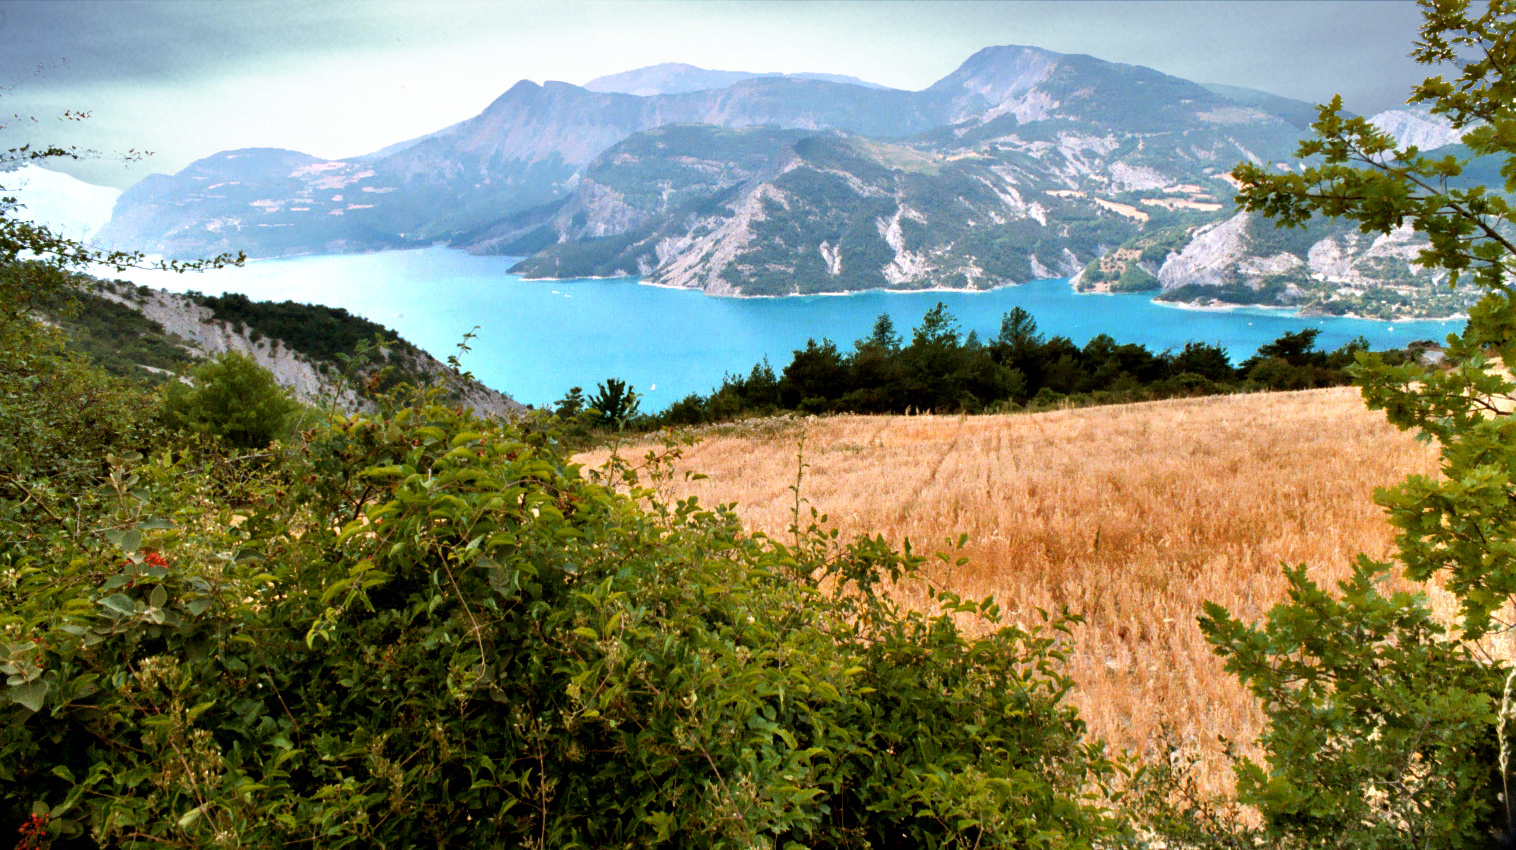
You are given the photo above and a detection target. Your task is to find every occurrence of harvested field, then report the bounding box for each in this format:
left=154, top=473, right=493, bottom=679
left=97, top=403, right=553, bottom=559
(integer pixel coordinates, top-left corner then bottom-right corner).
left=581, top=387, right=1443, bottom=791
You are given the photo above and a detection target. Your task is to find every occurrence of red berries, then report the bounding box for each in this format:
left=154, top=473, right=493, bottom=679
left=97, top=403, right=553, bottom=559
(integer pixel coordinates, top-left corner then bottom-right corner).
left=16, top=812, right=49, bottom=850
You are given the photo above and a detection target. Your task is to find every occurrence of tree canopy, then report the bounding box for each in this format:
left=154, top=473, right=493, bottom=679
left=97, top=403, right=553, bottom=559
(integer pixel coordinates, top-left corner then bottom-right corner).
left=1201, top=1, right=1516, bottom=846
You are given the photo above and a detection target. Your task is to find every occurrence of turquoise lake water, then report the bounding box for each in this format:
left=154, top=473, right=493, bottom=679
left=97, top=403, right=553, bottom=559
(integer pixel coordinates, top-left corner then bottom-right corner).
left=116, top=246, right=1466, bottom=410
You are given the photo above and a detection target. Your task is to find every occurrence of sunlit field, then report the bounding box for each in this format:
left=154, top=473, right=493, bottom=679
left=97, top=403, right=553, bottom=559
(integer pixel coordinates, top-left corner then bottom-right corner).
left=581, top=387, right=1443, bottom=791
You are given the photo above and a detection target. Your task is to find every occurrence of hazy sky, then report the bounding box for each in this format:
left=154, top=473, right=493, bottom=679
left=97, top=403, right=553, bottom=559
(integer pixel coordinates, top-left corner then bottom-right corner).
left=1, top=0, right=1433, bottom=188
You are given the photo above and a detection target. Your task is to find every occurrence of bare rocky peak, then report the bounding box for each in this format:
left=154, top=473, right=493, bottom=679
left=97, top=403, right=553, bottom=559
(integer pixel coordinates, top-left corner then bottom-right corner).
left=926, top=46, right=1061, bottom=124
left=1369, top=105, right=1466, bottom=151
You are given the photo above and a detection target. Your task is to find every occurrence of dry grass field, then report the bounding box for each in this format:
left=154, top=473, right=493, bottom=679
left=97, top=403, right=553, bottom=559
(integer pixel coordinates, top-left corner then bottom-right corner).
left=580, top=387, right=1443, bottom=791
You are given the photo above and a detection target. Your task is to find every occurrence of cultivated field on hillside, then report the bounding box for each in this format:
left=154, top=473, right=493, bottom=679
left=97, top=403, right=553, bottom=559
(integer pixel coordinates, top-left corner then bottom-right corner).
left=582, top=387, right=1444, bottom=791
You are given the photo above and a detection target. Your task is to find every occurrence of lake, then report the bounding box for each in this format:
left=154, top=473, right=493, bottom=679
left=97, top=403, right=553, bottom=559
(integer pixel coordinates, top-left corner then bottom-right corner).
left=115, top=246, right=1466, bottom=410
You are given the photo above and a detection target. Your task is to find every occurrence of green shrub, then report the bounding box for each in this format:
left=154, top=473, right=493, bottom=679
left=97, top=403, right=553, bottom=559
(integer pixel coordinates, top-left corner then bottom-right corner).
left=160, top=351, right=299, bottom=449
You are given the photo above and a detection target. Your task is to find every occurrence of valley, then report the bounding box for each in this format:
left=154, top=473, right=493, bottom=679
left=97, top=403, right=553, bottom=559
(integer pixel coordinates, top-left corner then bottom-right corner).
left=109, top=246, right=1463, bottom=409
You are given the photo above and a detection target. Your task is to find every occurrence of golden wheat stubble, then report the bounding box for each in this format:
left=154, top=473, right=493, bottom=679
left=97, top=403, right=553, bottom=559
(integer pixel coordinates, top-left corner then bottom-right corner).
left=581, top=387, right=1440, bottom=792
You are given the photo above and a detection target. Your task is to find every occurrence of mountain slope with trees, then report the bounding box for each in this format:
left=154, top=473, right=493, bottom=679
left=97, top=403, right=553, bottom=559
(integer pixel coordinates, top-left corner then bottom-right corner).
left=32, top=273, right=524, bottom=417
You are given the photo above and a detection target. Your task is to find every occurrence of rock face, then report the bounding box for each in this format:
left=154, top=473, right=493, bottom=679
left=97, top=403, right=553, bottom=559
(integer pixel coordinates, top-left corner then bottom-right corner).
left=93, top=280, right=524, bottom=417
left=1147, top=211, right=1470, bottom=319
left=1156, top=214, right=1255, bottom=289
left=1370, top=106, right=1465, bottom=151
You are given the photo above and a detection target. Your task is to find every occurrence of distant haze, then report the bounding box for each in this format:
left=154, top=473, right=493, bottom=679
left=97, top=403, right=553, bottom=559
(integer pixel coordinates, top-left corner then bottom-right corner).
left=583, top=63, right=891, bottom=96
left=1, top=0, right=1429, bottom=189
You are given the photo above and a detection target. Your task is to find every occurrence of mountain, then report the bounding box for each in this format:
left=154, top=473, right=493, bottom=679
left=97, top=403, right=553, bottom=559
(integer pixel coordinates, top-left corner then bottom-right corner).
left=97, top=76, right=939, bottom=260
left=508, top=46, right=1311, bottom=295
left=583, top=62, right=888, bottom=96
left=1067, top=104, right=1482, bottom=320
left=98, top=44, right=1473, bottom=313
left=2, top=164, right=121, bottom=242
left=922, top=46, right=1261, bottom=131
left=1369, top=104, right=1466, bottom=150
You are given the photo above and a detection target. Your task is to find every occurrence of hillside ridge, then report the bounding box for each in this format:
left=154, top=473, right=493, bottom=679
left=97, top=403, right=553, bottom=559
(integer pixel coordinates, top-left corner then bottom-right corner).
left=72, top=278, right=525, bottom=417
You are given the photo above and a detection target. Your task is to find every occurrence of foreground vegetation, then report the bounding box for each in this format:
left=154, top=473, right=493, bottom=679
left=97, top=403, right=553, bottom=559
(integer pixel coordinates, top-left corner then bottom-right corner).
left=2, top=166, right=1121, bottom=850
left=1, top=365, right=1120, bottom=845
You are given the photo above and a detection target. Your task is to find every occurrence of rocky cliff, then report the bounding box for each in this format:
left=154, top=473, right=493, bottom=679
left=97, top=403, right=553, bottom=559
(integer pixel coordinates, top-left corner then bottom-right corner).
left=1370, top=105, right=1466, bottom=151
left=1140, top=211, right=1472, bottom=319
left=1064, top=103, right=1484, bottom=318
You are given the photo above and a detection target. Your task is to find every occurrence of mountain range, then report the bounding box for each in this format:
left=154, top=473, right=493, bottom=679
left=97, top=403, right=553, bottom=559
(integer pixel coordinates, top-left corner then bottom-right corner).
left=92, top=46, right=1478, bottom=317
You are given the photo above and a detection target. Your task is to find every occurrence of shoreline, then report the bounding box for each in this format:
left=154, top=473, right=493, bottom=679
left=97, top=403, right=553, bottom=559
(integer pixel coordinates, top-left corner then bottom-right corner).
left=1149, top=295, right=1468, bottom=324
left=630, top=277, right=1052, bottom=300
left=128, top=243, right=1470, bottom=323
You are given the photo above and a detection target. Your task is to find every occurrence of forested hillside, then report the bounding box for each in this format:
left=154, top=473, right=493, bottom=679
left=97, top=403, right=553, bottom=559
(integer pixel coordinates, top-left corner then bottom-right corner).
left=34, top=275, right=523, bottom=416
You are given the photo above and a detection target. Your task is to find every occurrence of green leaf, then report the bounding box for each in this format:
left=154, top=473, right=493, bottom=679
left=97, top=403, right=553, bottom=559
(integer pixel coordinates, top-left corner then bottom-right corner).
left=102, top=528, right=142, bottom=553
left=8, top=679, right=46, bottom=712
left=98, top=594, right=137, bottom=616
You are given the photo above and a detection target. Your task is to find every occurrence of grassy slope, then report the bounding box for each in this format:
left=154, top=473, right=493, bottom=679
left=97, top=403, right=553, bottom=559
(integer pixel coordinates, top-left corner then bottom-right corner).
left=582, top=387, right=1442, bottom=793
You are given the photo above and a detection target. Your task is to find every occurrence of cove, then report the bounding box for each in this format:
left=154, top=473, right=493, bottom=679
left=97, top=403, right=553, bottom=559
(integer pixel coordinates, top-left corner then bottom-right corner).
left=115, top=246, right=1466, bottom=410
